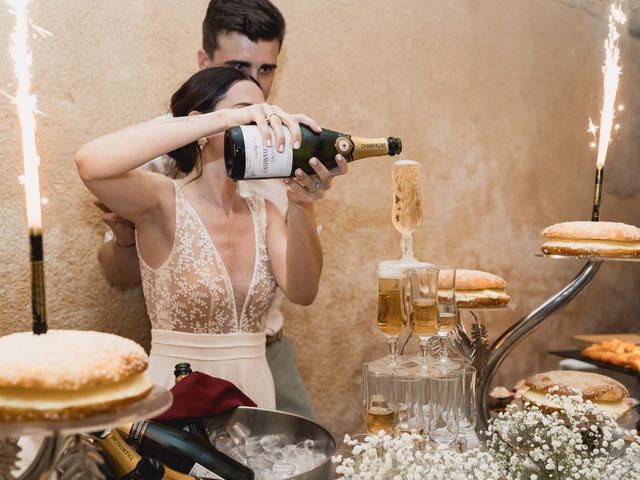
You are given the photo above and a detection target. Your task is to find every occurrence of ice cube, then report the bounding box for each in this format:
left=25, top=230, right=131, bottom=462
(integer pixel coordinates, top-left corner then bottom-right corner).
left=248, top=452, right=273, bottom=471
left=226, top=422, right=250, bottom=446
left=271, top=460, right=295, bottom=476
left=225, top=445, right=248, bottom=465
left=282, top=444, right=297, bottom=459
left=312, top=452, right=327, bottom=466
left=293, top=446, right=314, bottom=473
left=260, top=433, right=289, bottom=452
left=245, top=436, right=264, bottom=457
left=213, top=431, right=235, bottom=453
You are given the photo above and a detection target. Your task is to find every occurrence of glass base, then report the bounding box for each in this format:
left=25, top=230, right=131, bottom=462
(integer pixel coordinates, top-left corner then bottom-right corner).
left=379, top=258, right=433, bottom=271
left=368, top=355, right=419, bottom=375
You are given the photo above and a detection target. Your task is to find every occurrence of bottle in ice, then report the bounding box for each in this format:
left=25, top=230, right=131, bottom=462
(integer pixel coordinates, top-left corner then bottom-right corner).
left=117, top=421, right=255, bottom=480
left=121, top=457, right=165, bottom=480
left=172, top=362, right=209, bottom=441
left=224, top=124, right=402, bottom=180
left=96, top=428, right=197, bottom=479
left=174, top=362, right=193, bottom=384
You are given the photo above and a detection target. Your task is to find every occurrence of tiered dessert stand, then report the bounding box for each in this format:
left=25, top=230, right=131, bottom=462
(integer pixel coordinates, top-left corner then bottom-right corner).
left=0, top=386, right=172, bottom=479
left=467, top=254, right=638, bottom=433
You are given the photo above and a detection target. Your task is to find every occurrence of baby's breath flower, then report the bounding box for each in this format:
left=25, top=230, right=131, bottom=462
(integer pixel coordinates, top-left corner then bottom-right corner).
left=333, top=390, right=640, bottom=479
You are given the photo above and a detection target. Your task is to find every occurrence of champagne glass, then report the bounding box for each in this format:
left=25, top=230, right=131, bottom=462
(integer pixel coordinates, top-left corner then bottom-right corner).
left=363, top=363, right=396, bottom=435
left=436, top=266, right=462, bottom=368
left=428, top=369, right=463, bottom=447
left=408, top=266, right=439, bottom=371
left=458, top=366, right=477, bottom=434
left=373, top=263, right=409, bottom=370
left=394, top=374, right=425, bottom=437
left=391, top=160, right=422, bottom=263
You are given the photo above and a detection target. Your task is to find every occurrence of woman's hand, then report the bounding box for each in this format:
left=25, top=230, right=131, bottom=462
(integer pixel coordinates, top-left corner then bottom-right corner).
left=284, top=154, right=349, bottom=205
left=223, top=103, right=321, bottom=153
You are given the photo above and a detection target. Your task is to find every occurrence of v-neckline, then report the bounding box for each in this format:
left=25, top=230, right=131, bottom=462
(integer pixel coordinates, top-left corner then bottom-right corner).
left=177, top=186, right=260, bottom=328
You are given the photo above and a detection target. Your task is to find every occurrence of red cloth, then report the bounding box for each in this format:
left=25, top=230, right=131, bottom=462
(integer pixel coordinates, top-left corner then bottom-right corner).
left=154, top=371, right=256, bottom=421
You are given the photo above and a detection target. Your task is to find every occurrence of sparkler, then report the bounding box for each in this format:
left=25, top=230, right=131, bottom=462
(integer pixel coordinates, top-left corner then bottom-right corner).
left=589, top=3, right=627, bottom=222
left=7, top=0, right=47, bottom=334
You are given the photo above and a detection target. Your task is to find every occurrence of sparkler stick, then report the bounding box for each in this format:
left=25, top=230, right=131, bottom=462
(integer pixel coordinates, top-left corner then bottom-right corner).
left=591, top=165, right=604, bottom=222
left=589, top=3, right=627, bottom=222
left=8, top=0, right=47, bottom=334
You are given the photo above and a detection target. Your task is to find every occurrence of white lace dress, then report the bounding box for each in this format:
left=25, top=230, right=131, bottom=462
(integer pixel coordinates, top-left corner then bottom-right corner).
left=138, top=181, right=277, bottom=408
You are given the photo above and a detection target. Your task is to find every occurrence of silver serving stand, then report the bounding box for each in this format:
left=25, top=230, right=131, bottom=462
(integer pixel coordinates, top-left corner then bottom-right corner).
left=467, top=254, right=638, bottom=434
left=0, top=385, right=172, bottom=479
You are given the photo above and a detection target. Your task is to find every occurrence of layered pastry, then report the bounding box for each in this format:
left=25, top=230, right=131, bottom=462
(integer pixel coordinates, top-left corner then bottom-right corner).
left=541, top=221, right=640, bottom=258
left=522, top=370, right=629, bottom=418
left=439, top=269, right=510, bottom=308
left=582, top=338, right=640, bottom=370
left=0, top=330, right=152, bottom=421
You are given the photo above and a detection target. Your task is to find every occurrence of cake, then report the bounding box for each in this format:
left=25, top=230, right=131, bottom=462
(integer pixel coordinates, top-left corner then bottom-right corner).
left=0, top=330, right=152, bottom=421
left=522, top=370, right=629, bottom=418
left=439, top=269, right=510, bottom=308
left=541, top=221, right=640, bottom=258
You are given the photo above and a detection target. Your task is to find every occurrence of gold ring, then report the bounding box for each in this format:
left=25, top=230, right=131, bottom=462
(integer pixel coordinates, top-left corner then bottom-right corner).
left=306, top=182, right=321, bottom=193
left=265, top=112, right=278, bottom=123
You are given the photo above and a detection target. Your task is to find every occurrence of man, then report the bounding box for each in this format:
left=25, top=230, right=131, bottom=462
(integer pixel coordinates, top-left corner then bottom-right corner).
left=97, top=0, right=345, bottom=419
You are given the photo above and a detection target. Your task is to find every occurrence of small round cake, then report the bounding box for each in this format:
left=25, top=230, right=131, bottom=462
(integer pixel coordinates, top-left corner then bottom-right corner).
left=541, top=221, right=640, bottom=258
left=439, top=269, right=510, bottom=308
left=0, top=330, right=152, bottom=422
left=522, top=370, right=629, bottom=418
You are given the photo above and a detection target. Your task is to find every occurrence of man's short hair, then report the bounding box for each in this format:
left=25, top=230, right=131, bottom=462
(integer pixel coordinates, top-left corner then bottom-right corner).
left=203, top=0, right=286, bottom=57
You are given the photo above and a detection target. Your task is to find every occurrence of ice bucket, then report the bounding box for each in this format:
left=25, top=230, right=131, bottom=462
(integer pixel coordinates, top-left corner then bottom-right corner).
left=206, top=406, right=337, bottom=480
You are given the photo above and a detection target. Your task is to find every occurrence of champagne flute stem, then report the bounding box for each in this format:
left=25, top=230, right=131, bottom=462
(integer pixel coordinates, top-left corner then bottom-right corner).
left=439, top=335, right=449, bottom=358
left=419, top=337, right=431, bottom=360
left=387, top=337, right=399, bottom=359
left=400, top=232, right=414, bottom=261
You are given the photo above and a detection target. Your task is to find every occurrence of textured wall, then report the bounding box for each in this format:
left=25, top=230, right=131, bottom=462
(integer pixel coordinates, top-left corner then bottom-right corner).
left=1, top=0, right=639, bottom=438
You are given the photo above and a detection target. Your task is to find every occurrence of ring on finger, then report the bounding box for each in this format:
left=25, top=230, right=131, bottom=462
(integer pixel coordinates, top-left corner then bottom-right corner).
left=265, top=112, right=279, bottom=124
left=306, top=180, right=321, bottom=193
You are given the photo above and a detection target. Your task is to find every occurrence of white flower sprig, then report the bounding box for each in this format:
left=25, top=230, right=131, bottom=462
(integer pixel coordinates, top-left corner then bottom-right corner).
left=332, top=430, right=502, bottom=479
left=333, top=390, right=640, bottom=480
left=487, top=390, right=640, bottom=480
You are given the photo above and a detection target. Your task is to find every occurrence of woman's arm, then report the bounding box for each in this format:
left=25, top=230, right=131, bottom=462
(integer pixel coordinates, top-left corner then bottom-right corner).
left=267, top=155, right=348, bottom=305
left=75, top=111, right=230, bottom=222
left=75, top=104, right=288, bottom=222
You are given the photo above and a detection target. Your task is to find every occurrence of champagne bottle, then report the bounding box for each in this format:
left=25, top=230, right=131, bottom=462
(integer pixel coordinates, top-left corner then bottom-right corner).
left=224, top=124, right=402, bottom=180
left=121, top=457, right=164, bottom=480
left=118, top=421, right=254, bottom=480
left=172, top=362, right=209, bottom=441
left=96, top=429, right=197, bottom=480
left=174, top=362, right=193, bottom=383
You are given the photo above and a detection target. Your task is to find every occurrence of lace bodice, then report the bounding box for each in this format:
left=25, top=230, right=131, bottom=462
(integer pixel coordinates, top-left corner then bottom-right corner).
left=138, top=183, right=277, bottom=334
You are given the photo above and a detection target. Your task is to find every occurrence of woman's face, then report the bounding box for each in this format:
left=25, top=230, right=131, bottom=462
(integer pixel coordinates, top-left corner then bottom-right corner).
left=207, top=80, right=265, bottom=154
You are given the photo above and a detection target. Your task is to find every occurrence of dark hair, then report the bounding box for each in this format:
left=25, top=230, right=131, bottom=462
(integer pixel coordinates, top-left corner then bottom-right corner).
left=167, top=66, right=261, bottom=176
left=202, top=0, right=286, bottom=57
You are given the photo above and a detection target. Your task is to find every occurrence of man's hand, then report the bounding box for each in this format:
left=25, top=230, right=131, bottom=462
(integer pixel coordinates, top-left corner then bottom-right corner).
left=94, top=199, right=136, bottom=246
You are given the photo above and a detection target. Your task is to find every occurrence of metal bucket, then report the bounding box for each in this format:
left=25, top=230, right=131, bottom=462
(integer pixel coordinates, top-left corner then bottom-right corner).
left=206, top=406, right=337, bottom=480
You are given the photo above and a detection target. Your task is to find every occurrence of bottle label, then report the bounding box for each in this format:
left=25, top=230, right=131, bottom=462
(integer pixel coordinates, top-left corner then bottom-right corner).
left=240, top=125, right=292, bottom=178
left=335, top=135, right=354, bottom=158
left=129, top=420, right=149, bottom=448
left=189, top=462, right=225, bottom=479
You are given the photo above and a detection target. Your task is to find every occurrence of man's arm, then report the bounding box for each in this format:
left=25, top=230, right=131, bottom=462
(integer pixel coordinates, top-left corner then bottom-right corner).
left=94, top=200, right=142, bottom=288
left=98, top=238, right=142, bottom=288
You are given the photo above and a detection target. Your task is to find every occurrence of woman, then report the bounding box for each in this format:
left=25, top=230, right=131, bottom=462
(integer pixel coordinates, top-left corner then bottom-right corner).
left=75, top=67, right=347, bottom=408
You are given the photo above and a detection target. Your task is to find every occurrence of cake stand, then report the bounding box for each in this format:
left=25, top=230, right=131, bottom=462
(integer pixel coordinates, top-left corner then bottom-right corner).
left=0, top=385, right=172, bottom=479
left=472, top=254, right=638, bottom=433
